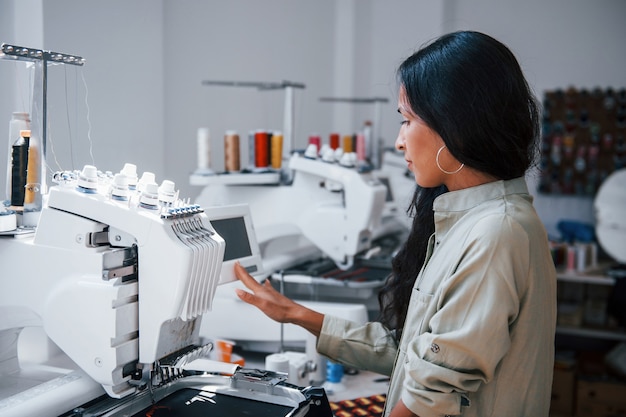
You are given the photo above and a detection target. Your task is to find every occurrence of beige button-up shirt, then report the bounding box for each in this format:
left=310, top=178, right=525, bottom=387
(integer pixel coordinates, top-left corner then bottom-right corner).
left=317, top=177, right=557, bottom=416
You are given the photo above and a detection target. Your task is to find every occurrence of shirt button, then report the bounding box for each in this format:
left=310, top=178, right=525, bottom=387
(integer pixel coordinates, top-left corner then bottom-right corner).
left=430, top=343, right=440, bottom=353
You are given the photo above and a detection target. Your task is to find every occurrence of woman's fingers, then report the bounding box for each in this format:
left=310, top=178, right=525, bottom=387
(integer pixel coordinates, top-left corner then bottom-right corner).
left=234, top=261, right=263, bottom=291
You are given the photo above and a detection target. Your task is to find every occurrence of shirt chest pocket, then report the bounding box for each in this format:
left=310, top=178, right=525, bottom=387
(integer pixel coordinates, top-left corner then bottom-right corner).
left=399, top=289, right=434, bottom=353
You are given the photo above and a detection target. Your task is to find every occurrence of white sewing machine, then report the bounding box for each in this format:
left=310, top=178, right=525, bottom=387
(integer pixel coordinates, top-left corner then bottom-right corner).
left=0, top=164, right=332, bottom=417
left=195, top=152, right=389, bottom=271
left=192, top=151, right=412, bottom=383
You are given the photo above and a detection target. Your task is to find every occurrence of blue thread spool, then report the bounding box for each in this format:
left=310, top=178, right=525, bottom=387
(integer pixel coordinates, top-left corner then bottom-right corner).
left=326, top=361, right=344, bottom=383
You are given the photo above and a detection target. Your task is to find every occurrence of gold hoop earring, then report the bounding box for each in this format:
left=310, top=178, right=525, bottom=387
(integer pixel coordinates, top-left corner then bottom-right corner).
left=436, top=146, right=464, bottom=175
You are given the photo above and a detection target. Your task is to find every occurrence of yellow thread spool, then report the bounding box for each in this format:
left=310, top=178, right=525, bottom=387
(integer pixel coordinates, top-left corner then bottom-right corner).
left=23, top=130, right=38, bottom=205
left=271, top=131, right=283, bottom=169
left=342, top=135, right=353, bottom=153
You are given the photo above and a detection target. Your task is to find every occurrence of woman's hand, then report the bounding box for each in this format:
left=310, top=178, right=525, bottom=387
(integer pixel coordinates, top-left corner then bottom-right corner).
left=234, top=262, right=324, bottom=337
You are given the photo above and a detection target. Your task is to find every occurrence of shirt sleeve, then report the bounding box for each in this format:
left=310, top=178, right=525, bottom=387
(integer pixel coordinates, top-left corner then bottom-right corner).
left=402, top=214, right=530, bottom=416
left=317, top=315, right=398, bottom=376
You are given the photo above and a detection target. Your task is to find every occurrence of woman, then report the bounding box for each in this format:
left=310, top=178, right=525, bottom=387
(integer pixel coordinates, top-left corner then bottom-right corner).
left=234, top=31, right=557, bottom=417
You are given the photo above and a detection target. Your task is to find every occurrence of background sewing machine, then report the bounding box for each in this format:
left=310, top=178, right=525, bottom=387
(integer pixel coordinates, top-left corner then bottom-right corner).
left=0, top=163, right=332, bottom=417
left=192, top=148, right=414, bottom=373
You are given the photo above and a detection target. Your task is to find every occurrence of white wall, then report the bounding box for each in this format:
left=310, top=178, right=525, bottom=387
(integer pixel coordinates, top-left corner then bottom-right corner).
left=1, top=0, right=625, bottom=236
left=161, top=0, right=338, bottom=193
left=42, top=0, right=165, bottom=179
left=438, top=0, right=626, bottom=236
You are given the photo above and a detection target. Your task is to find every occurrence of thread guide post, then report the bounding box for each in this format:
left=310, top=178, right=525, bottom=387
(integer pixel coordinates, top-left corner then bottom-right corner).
left=1, top=43, right=86, bottom=202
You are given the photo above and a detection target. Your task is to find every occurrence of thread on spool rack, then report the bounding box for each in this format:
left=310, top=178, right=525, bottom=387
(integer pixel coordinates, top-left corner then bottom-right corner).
left=24, top=132, right=40, bottom=206
left=196, top=127, right=211, bottom=171
left=224, top=130, right=241, bottom=171
left=6, top=112, right=30, bottom=202
left=329, top=133, right=340, bottom=150
left=254, top=130, right=269, bottom=168
left=266, top=131, right=273, bottom=168
left=10, top=130, right=30, bottom=207
left=308, top=134, right=321, bottom=154
left=271, top=131, right=283, bottom=169
left=342, top=135, right=353, bottom=153
left=356, top=133, right=366, bottom=162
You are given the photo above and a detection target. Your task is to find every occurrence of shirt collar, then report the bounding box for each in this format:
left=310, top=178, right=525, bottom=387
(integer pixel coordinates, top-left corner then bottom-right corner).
left=432, top=177, right=531, bottom=236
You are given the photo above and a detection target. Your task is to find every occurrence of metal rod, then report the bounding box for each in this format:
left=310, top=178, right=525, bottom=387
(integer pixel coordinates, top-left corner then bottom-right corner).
left=42, top=59, right=47, bottom=160
left=202, top=79, right=305, bottom=91
left=283, top=86, right=294, bottom=160
left=1, top=43, right=85, bottom=200
left=319, top=97, right=388, bottom=104
left=202, top=79, right=306, bottom=175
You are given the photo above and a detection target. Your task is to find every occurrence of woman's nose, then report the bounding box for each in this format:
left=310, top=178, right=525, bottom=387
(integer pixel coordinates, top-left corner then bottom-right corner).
left=395, top=134, right=405, bottom=151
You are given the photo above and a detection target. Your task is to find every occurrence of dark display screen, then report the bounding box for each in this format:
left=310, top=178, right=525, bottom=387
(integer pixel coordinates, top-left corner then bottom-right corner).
left=130, top=388, right=294, bottom=416
left=210, top=217, right=253, bottom=261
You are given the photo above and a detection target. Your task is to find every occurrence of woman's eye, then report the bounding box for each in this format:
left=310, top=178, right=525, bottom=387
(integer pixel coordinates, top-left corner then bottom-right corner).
left=400, top=120, right=409, bottom=126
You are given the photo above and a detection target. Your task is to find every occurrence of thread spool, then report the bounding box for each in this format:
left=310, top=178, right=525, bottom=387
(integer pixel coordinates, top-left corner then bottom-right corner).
left=265, top=353, right=290, bottom=374
left=224, top=130, right=240, bottom=171
left=326, top=361, right=344, bottom=383
left=363, top=120, right=373, bottom=162
left=356, top=132, right=366, bottom=162
left=566, top=246, right=576, bottom=272
left=196, top=127, right=211, bottom=171
left=308, top=134, right=321, bottom=154
left=342, top=135, right=353, bottom=153
left=6, top=112, right=30, bottom=203
left=216, top=339, right=234, bottom=363
left=10, top=129, right=30, bottom=207
left=266, top=131, right=273, bottom=167
left=271, top=131, right=283, bottom=169
left=23, top=130, right=42, bottom=219
left=323, top=360, right=346, bottom=394
left=254, top=130, right=269, bottom=168
left=329, top=133, right=340, bottom=150
left=576, top=244, right=587, bottom=272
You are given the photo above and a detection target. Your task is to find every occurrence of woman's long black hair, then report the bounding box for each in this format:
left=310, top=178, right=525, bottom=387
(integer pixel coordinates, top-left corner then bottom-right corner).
left=377, top=31, right=541, bottom=333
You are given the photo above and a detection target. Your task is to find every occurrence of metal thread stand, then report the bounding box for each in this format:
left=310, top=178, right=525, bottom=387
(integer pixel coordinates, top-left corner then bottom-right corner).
left=319, top=96, right=389, bottom=169
left=1, top=43, right=85, bottom=198
left=202, top=80, right=306, bottom=162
